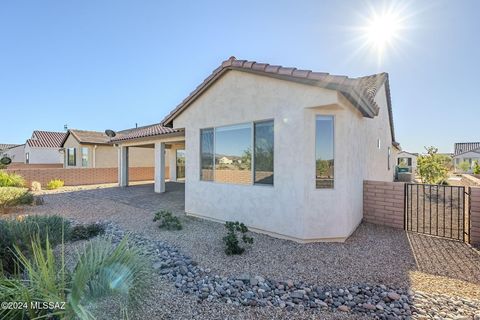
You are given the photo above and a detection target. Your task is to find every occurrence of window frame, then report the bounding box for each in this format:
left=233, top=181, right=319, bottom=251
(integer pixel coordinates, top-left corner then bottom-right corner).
left=67, top=147, right=76, bottom=166
left=199, top=119, right=274, bottom=187
left=81, top=147, right=89, bottom=167
left=388, top=146, right=391, bottom=170
left=315, top=114, right=335, bottom=190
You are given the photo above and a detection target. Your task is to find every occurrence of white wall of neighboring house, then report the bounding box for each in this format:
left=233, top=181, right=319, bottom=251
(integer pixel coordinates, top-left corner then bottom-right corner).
left=3, top=145, right=25, bottom=163
left=24, top=144, right=63, bottom=164
left=172, top=70, right=394, bottom=242
left=396, top=151, right=417, bottom=172
left=454, top=151, right=480, bottom=172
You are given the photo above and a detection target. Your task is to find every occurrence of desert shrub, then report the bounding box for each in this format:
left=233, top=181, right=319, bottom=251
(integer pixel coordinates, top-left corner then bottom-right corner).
left=70, top=223, right=105, bottom=241
left=0, top=171, right=25, bottom=187
left=0, top=215, right=71, bottom=274
left=30, top=181, right=41, bottom=191
left=417, top=147, right=449, bottom=184
left=153, top=210, right=182, bottom=230
left=458, top=161, right=471, bottom=173
left=0, top=187, right=34, bottom=210
left=223, top=221, right=254, bottom=255
left=0, top=236, right=151, bottom=320
left=473, top=161, right=480, bottom=174
left=46, top=179, right=64, bottom=190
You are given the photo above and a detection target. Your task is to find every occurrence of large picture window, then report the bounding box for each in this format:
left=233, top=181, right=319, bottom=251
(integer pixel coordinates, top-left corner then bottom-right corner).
left=254, top=120, right=274, bottom=185
left=215, top=123, right=252, bottom=185
left=200, top=128, right=214, bottom=181
left=200, top=120, right=274, bottom=186
left=315, top=115, right=334, bottom=189
left=67, top=147, right=76, bottom=166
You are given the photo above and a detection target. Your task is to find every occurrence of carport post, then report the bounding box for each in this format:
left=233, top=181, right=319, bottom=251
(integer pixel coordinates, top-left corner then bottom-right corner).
left=154, top=142, right=166, bottom=193
left=118, top=146, right=129, bottom=187
left=169, top=147, right=177, bottom=182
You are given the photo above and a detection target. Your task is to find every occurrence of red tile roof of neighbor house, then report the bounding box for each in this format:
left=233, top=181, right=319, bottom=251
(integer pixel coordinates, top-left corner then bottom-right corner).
left=26, top=131, right=66, bottom=148
left=60, top=129, right=111, bottom=146
left=110, top=123, right=183, bottom=142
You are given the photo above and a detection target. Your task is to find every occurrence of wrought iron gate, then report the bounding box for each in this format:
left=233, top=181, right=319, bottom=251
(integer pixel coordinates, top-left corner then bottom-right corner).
left=405, top=184, right=470, bottom=242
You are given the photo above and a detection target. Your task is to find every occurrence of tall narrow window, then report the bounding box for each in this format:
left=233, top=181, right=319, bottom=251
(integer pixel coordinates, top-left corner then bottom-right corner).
left=315, top=115, right=334, bottom=189
left=25, top=152, right=29, bottom=164
left=254, top=120, right=274, bottom=185
left=200, top=129, right=214, bottom=181
left=67, top=148, right=76, bottom=166
left=387, top=146, right=391, bottom=170
left=81, top=147, right=89, bottom=167
left=215, top=124, right=252, bottom=185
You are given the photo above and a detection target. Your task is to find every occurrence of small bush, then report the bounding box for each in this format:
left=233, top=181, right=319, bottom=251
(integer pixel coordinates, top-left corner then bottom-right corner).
left=31, top=181, right=42, bottom=191
left=0, top=187, right=34, bottom=210
left=223, top=221, right=254, bottom=255
left=0, top=170, right=25, bottom=187
left=474, top=161, right=480, bottom=174
left=153, top=210, right=182, bottom=230
left=46, top=179, right=64, bottom=190
left=70, top=223, right=105, bottom=241
left=0, top=215, right=71, bottom=274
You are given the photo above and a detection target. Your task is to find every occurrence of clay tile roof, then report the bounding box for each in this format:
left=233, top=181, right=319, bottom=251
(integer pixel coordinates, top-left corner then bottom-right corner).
left=454, top=142, right=480, bottom=156
left=26, top=131, right=66, bottom=148
left=64, top=129, right=111, bottom=145
left=160, top=57, right=396, bottom=143
left=111, top=123, right=184, bottom=142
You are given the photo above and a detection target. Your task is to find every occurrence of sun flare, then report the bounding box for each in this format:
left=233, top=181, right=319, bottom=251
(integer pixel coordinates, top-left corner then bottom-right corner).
left=365, top=11, right=403, bottom=52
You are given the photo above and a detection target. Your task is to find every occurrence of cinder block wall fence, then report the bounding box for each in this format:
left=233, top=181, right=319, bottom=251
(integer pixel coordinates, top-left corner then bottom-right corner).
left=5, top=167, right=164, bottom=187
left=363, top=180, right=480, bottom=246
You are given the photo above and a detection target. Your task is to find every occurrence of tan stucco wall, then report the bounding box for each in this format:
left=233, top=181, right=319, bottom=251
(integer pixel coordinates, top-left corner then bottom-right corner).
left=63, top=134, right=154, bottom=168
left=172, top=70, right=394, bottom=241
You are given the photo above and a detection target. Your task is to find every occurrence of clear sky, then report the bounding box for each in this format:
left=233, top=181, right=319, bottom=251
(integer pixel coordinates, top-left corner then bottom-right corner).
left=1, top=0, right=478, bottom=153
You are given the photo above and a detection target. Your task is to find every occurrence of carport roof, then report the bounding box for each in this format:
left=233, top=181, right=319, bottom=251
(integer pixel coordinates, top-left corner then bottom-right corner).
left=111, top=123, right=183, bottom=142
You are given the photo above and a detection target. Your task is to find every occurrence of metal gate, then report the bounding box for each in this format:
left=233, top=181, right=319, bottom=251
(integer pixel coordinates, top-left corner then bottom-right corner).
left=405, top=184, right=470, bottom=242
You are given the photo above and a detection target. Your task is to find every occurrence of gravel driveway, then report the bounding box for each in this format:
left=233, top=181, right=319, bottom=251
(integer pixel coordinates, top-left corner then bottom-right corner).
left=8, top=182, right=480, bottom=317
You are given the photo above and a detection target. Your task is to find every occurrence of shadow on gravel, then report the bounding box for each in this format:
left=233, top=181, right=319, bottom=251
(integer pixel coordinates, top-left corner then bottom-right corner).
left=406, top=232, right=480, bottom=284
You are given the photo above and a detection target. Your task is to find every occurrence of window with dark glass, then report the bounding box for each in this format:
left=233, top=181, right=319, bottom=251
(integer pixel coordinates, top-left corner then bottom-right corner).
left=388, top=147, right=391, bottom=170
left=67, top=147, right=76, bottom=166
left=254, top=120, right=274, bottom=185
left=215, top=123, right=252, bottom=185
left=315, top=115, right=334, bottom=189
left=200, top=129, right=214, bottom=181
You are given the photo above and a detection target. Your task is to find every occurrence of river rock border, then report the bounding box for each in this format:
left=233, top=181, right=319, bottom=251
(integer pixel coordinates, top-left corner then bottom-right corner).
left=103, top=222, right=480, bottom=319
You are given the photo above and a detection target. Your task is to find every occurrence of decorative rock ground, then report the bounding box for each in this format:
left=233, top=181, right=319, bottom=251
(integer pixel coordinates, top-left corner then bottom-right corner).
left=102, top=222, right=480, bottom=319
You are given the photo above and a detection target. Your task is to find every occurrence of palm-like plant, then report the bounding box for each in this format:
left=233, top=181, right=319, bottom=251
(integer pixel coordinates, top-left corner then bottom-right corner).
left=0, top=235, right=151, bottom=320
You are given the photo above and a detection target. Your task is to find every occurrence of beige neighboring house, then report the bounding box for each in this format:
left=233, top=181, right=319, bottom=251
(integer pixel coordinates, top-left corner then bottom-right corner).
left=61, top=129, right=155, bottom=168
left=218, top=156, right=233, bottom=165
left=111, top=57, right=398, bottom=242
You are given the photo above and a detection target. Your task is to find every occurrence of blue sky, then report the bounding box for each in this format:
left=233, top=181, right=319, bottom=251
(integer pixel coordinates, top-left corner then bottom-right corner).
left=1, top=0, right=478, bottom=153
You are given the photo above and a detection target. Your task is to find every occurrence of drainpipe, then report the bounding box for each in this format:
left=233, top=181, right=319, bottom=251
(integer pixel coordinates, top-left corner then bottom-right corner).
left=93, top=145, right=97, bottom=168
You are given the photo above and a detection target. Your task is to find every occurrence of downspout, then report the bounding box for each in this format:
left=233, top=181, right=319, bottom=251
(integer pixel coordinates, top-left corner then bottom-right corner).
left=93, top=145, right=97, bottom=168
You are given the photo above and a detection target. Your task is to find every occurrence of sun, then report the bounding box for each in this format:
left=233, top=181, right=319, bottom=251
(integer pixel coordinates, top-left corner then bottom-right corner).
left=365, top=11, right=403, bottom=54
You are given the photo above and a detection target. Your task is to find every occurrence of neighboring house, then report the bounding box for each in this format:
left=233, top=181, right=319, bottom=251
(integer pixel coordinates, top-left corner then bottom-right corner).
left=396, top=151, right=418, bottom=173
left=23, top=131, right=66, bottom=166
left=111, top=57, right=397, bottom=242
left=1, top=144, right=25, bottom=163
left=453, top=142, right=480, bottom=172
left=218, top=156, right=233, bottom=165
left=61, top=129, right=155, bottom=168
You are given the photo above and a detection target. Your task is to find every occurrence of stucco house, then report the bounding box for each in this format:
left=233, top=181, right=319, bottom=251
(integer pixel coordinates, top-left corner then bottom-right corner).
left=22, top=131, right=66, bottom=166
left=396, top=151, right=418, bottom=173
left=0, top=144, right=25, bottom=163
left=111, top=57, right=398, bottom=242
left=61, top=129, right=155, bottom=169
left=453, top=142, right=480, bottom=172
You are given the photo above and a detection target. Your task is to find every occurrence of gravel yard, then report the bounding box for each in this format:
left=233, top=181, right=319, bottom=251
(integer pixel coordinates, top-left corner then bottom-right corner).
left=6, top=182, right=480, bottom=318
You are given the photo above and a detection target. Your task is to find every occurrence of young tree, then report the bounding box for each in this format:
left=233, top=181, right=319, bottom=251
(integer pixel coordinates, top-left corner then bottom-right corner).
left=473, top=161, right=480, bottom=174
left=417, top=146, right=449, bottom=184
left=458, top=160, right=471, bottom=173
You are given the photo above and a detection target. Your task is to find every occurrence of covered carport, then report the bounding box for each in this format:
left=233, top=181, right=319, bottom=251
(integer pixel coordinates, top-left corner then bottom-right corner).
left=110, top=124, right=185, bottom=193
